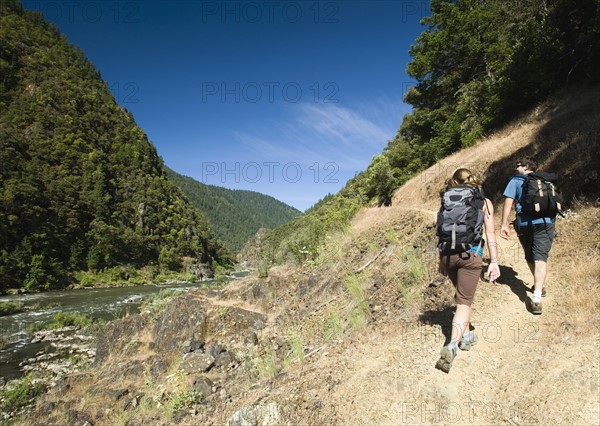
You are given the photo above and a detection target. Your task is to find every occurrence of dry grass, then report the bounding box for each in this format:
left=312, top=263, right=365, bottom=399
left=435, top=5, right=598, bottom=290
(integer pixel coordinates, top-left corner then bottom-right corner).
left=392, top=85, right=600, bottom=210
left=549, top=202, right=600, bottom=336
left=12, top=86, right=600, bottom=426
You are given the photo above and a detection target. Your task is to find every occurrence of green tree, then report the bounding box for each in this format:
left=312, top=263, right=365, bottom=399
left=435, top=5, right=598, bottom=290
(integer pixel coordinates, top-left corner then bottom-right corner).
left=0, top=2, right=232, bottom=290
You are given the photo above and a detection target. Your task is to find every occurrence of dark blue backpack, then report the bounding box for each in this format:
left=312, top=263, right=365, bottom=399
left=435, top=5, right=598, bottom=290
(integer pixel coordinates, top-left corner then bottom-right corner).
left=436, top=186, right=485, bottom=253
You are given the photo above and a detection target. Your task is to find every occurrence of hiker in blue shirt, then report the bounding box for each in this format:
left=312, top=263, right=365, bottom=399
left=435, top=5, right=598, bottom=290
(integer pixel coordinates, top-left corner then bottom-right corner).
left=500, top=158, right=556, bottom=315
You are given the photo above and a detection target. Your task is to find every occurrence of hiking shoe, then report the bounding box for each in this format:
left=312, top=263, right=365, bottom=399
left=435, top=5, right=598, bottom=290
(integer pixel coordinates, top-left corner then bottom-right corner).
left=530, top=284, right=547, bottom=297
left=528, top=299, right=542, bottom=315
left=435, top=344, right=457, bottom=373
left=459, top=331, right=478, bottom=351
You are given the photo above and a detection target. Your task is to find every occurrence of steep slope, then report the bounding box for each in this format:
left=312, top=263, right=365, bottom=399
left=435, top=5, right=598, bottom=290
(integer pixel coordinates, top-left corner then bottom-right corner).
left=14, top=86, right=599, bottom=425
left=256, top=0, right=600, bottom=268
left=0, top=1, right=230, bottom=291
left=165, top=168, right=300, bottom=254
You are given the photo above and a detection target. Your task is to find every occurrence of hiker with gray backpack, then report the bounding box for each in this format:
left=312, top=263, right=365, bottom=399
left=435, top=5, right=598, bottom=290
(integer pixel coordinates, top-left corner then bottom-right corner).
left=500, top=158, right=562, bottom=315
left=435, top=168, right=501, bottom=373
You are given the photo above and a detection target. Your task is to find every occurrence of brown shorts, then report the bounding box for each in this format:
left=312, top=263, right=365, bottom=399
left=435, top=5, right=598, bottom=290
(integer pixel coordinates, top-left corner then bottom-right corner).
left=439, top=252, right=483, bottom=306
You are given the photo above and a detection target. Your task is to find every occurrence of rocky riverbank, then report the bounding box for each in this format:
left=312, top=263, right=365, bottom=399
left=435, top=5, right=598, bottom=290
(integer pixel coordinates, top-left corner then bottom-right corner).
left=0, top=326, right=97, bottom=420
left=23, top=327, right=96, bottom=375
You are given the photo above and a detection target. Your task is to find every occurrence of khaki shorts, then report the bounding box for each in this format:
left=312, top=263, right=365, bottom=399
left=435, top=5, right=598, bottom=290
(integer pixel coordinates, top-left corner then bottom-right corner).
left=439, top=252, right=483, bottom=306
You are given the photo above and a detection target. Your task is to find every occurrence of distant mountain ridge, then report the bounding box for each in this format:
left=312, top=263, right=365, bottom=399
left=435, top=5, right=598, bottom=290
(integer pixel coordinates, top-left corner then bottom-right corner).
left=0, top=0, right=230, bottom=291
left=165, top=168, right=301, bottom=254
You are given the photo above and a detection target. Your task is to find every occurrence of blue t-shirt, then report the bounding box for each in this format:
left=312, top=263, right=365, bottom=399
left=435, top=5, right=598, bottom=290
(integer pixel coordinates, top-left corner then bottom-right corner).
left=503, top=174, right=555, bottom=226
left=468, top=244, right=484, bottom=256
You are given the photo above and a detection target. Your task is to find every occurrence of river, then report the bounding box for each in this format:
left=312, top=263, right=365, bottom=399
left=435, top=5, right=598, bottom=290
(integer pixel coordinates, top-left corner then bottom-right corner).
left=0, top=275, right=240, bottom=381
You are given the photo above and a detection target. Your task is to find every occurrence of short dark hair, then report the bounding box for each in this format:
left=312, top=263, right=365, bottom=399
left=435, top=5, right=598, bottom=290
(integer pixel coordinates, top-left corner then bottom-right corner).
left=516, top=158, right=537, bottom=171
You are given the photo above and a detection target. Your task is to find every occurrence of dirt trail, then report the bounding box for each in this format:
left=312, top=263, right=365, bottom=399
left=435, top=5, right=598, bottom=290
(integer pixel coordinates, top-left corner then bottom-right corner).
left=205, top=204, right=597, bottom=426
left=320, top=89, right=600, bottom=425
left=313, top=208, right=599, bottom=426
left=212, top=87, right=600, bottom=424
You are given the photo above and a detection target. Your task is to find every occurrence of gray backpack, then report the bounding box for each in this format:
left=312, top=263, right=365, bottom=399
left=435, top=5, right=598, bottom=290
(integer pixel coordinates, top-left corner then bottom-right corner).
left=436, top=186, right=485, bottom=253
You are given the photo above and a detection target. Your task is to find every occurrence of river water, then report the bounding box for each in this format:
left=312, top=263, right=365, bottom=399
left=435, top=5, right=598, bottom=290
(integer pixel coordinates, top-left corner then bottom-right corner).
left=0, top=276, right=238, bottom=380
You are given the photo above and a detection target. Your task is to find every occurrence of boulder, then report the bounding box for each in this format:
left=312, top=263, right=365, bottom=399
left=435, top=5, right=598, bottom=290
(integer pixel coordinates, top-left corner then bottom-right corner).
left=226, top=403, right=282, bottom=426
left=152, top=297, right=208, bottom=353
left=179, top=352, right=215, bottom=373
left=191, top=377, right=214, bottom=397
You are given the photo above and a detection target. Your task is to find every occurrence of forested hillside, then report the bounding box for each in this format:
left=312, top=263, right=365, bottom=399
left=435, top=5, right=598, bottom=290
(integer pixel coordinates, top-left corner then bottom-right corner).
left=259, top=0, right=600, bottom=266
left=165, top=168, right=300, bottom=254
left=0, top=0, right=231, bottom=292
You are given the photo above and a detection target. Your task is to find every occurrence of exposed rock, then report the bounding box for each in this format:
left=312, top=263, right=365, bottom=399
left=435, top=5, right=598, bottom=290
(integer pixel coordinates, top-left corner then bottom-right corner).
left=95, top=315, right=148, bottom=364
left=191, top=377, right=214, bottom=397
left=182, top=257, right=214, bottom=280
left=179, top=352, right=215, bottom=373
left=214, top=351, right=236, bottom=369
left=296, top=274, right=318, bottom=297
left=243, top=331, right=259, bottom=346
left=30, top=326, right=79, bottom=343
left=152, top=297, right=208, bottom=353
left=18, top=328, right=96, bottom=380
left=226, top=403, right=282, bottom=426
left=237, top=228, right=269, bottom=266
left=182, top=338, right=205, bottom=354
left=204, top=307, right=266, bottom=344
left=205, top=341, right=224, bottom=359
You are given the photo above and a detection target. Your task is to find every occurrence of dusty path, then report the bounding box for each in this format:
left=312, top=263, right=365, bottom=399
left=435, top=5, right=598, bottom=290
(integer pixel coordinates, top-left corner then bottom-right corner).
left=213, top=205, right=598, bottom=426
left=311, top=215, right=599, bottom=426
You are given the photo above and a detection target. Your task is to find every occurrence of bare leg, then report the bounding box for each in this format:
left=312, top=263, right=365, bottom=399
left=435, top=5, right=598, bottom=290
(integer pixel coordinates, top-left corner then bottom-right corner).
left=533, top=260, right=547, bottom=291
left=527, top=260, right=547, bottom=291
left=451, top=304, right=471, bottom=344
left=436, top=303, right=471, bottom=372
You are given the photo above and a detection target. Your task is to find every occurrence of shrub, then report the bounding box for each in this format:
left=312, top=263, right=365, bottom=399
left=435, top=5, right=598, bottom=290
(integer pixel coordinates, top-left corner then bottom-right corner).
left=30, top=311, right=93, bottom=333
left=0, top=374, right=47, bottom=412
left=0, top=301, right=25, bottom=316
left=139, top=289, right=185, bottom=318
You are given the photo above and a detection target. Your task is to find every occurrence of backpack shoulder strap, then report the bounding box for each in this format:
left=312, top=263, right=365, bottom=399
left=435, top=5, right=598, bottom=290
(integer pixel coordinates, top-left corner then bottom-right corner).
left=483, top=198, right=492, bottom=217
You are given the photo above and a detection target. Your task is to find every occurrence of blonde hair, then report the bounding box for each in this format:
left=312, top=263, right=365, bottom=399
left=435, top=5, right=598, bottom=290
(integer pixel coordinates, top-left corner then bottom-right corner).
left=445, top=168, right=482, bottom=191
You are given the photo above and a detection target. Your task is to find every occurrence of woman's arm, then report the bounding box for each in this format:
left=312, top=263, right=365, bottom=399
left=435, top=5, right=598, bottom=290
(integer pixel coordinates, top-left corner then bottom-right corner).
left=500, top=197, right=514, bottom=239
left=483, top=198, right=501, bottom=281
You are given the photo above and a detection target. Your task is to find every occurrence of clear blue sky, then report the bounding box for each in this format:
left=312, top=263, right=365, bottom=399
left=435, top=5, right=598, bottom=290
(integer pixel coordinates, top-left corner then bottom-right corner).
left=22, top=0, right=429, bottom=211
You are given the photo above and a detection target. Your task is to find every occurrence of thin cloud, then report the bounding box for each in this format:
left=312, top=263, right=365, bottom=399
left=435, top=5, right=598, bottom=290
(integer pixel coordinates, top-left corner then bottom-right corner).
left=296, top=103, right=393, bottom=148
left=231, top=100, right=399, bottom=171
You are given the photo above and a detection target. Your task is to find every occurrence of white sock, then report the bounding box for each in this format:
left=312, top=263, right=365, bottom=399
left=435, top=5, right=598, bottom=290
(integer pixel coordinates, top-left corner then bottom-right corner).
left=532, top=290, right=542, bottom=303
